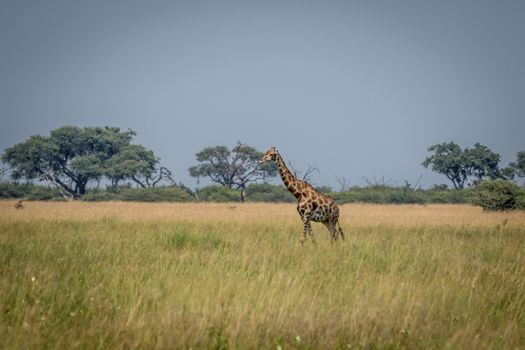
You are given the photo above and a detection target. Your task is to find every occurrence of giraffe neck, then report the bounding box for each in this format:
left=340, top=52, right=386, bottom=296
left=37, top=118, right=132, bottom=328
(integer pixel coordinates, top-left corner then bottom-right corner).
left=276, top=153, right=302, bottom=198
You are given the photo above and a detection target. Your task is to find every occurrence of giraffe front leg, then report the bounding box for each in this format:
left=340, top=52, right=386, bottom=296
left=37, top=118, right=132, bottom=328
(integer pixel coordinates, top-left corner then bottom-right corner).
left=301, top=219, right=311, bottom=244
left=307, top=219, right=316, bottom=244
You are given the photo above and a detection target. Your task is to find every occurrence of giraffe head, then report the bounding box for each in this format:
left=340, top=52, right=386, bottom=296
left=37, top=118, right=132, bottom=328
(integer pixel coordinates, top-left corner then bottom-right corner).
left=259, top=147, right=279, bottom=164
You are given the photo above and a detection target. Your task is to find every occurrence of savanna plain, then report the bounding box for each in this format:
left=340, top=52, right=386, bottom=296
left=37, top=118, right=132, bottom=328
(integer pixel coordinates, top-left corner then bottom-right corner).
left=1, top=201, right=524, bottom=349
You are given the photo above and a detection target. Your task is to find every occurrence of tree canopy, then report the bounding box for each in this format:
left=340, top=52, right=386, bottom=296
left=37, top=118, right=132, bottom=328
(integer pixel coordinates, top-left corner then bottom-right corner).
left=504, top=151, right=525, bottom=180
left=189, top=142, right=277, bottom=202
left=2, top=126, right=169, bottom=199
left=422, top=142, right=502, bottom=189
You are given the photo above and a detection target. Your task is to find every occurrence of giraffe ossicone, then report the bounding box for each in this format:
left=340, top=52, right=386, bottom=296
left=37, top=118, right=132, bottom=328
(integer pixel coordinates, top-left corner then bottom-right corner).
left=259, top=147, right=345, bottom=243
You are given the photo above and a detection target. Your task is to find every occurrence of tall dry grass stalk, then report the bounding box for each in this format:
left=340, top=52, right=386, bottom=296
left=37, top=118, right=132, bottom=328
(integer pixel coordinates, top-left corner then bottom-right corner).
left=1, top=201, right=524, bottom=349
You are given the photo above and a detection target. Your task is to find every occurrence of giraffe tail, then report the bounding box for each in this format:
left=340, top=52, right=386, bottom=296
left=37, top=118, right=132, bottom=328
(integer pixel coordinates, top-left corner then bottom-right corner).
left=337, top=221, right=345, bottom=241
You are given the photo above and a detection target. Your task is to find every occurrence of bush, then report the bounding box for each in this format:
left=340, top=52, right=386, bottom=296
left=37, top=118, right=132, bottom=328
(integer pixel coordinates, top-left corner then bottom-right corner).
left=329, top=191, right=359, bottom=204
left=386, top=188, right=426, bottom=204
left=81, top=190, right=120, bottom=201
left=245, top=183, right=295, bottom=203
left=330, top=186, right=475, bottom=205
left=195, top=184, right=297, bottom=203
left=517, top=191, right=525, bottom=209
left=331, top=186, right=425, bottom=204
left=196, top=185, right=240, bottom=202
left=425, top=188, right=472, bottom=204
left=25, top=186, right=63, bottom=201
left=82, top=186, right=195, bottom=202
left=0, top=183, right=26, bottom=198
left=0, top=182, right=63, bottom=200
left=472, top=179, right=521, bottom=211
left=3, top=181, right=514, bottom=206
left=119, top=187, right=195, bottom=202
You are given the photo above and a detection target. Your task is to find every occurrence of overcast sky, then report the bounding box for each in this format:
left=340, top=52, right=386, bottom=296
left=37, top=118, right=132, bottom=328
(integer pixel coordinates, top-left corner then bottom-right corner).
left=1, top=0, right=524, bottom=189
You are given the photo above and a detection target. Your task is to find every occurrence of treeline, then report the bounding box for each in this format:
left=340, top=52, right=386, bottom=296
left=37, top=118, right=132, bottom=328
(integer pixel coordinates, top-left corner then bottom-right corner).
left=3, top=181, right=524, bottom=208
left=1, top=126, right=524, bottom=210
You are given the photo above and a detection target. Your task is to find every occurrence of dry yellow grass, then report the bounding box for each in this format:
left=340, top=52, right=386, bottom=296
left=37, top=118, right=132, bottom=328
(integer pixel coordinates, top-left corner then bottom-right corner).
left=2, top=200, right=524, bottom=227
left=1, top=201, right=524, bottom=349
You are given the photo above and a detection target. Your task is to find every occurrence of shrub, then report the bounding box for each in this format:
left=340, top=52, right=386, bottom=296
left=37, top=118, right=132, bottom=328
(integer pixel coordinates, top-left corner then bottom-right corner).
left=331, top=186, right=425, bottom=204
left=517, top=191, right=525, bottom=210
left=0, top=183, right=26, bottom=198
left=245, top=183, right=295, bottom=203
left=472, top=179, right=521, bottom=211
left=118, top=187, right=195, bottom=202
left=425, top=188, right=472, bottom=204
left=0, top=182, right=63, bottom=200
left=81, top=190, right=120, bottom=201
left=26, top=186, right=63, bottom=200
left=82, top=186, right=195, bottom=202
left=330, top=191, right=359, bottom=204
left=195, top=185, right=240, bottom=202
left=386, top=187, right=426, bottom=204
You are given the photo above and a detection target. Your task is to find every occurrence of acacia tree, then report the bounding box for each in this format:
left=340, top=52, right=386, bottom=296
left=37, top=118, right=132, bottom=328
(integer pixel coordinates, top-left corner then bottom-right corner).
left=422, top=142, right=502, bottom=189
left=288, top=161, right=319, bottom=182
left=503, top=151, right=525, bottom=180
left=465, top=143, right=501, bottom=181
left=515, top=151, right=525, bottom=178
left=2, top=126, right=167, bottom=199
left=103, top=144, right=175, bottom=188
left=189, top=142, right=277, bottom=202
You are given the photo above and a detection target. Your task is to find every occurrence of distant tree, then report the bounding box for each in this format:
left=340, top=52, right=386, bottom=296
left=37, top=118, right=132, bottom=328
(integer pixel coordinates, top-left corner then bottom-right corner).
left=0, top=166, right=8, bottom=181
left=363, top=175, right=395, bottom=187
left=464, top=143, right=501, bottom=181
left=288, top=161, right=319, bottom=183
left=103, top=144, right=175, bottom=188
left=335, top=176, right=351, bottom=192
left=422, top=142, right=502, bottom=189
left=422, top=142, right=467, bottom=189
left=515, top=151, right=525, bottom=177
left=503, top=151, right=525, bottom=180
left=2, top=126, right=166, bottom=199
left=189, top=142, right=277, bottom=202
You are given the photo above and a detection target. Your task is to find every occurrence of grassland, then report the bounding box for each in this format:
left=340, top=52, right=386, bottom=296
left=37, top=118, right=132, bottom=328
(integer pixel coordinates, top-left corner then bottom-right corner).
left=1, top=201, right=524, bottom=349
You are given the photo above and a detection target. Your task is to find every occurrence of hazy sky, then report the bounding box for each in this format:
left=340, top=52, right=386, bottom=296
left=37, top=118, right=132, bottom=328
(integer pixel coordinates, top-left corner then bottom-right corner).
left=1, top=0, right=524, bottom=189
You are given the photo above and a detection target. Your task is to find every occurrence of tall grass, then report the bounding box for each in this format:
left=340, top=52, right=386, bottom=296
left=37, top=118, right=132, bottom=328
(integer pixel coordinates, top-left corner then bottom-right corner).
left=1, top=201, right=524, bottom=349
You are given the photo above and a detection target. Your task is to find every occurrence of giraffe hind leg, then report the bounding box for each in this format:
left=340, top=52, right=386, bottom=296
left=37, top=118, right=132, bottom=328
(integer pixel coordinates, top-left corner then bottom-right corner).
left=331, top=222, right=339, bottom=242
left=323, top=221, right=339, bottom=242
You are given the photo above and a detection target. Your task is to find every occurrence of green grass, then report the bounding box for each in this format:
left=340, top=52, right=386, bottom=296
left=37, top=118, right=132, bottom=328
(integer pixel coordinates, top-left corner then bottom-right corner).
left=1, top=207, right=525, bottom=349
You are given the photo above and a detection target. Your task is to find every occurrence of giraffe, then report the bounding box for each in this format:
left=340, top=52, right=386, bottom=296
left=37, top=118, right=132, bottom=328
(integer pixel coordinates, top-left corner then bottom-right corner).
left=259, top=147, right=344, bottom=243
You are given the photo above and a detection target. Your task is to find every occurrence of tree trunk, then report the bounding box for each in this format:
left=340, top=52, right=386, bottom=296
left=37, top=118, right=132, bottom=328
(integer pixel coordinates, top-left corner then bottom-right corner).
left=41, top=173, right=76, bottom=200
left=447, top=174, right=460, bottom=190
left=131, top=175, right=147, bottom=188
left=239, top=187, right=246, bottom=203
left=78, top=181, right=87, bottom=195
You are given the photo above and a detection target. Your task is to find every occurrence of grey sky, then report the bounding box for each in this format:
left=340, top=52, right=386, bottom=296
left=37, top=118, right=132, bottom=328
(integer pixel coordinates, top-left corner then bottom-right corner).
left=1, top=0, right=524, bottom=189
